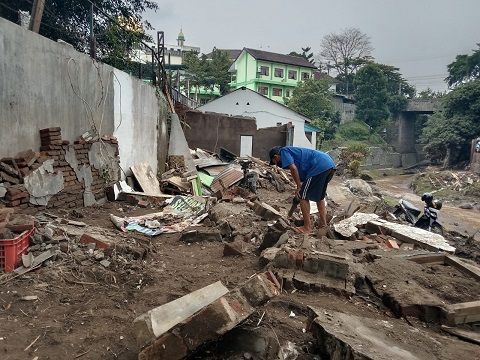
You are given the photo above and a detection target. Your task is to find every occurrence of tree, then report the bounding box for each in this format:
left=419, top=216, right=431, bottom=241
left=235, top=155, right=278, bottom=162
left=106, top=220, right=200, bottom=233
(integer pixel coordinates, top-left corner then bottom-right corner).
left=0, top=0, right=157, bottom=70
left=289, top=47, right=315, bottom=66
left=286, top=79, right=340, bottom=141
left=446, top=44, right=480, bottom=87
left=416, top=88, right=446, bottom=99
left=354, top=64, right=389, bottom=129
left=319, top=28, right=373, bottom=79
left=421, top=80, right=480, bottom=166
left=183, top=48, right=232, bottom=96
left=204, top=49, right=232, bottom=95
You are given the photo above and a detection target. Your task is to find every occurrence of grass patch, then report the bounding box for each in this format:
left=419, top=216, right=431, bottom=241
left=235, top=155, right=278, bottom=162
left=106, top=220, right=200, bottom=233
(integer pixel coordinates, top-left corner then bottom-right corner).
left=321, top=120, right=387, bottom=150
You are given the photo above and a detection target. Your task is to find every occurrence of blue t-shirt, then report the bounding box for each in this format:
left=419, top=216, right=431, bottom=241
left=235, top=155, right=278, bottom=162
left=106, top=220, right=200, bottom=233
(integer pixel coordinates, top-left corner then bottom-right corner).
left=280, top=147, right=335, bottom=181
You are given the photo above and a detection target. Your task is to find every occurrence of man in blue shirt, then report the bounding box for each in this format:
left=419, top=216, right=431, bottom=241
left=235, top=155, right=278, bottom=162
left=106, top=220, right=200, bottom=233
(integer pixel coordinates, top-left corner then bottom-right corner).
left=269, top=146, right=336, bottom=235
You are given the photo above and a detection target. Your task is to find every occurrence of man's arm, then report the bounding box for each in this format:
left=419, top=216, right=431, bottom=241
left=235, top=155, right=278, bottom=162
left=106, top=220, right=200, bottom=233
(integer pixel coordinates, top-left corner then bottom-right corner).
left=288, top=164, right=302, bottom=194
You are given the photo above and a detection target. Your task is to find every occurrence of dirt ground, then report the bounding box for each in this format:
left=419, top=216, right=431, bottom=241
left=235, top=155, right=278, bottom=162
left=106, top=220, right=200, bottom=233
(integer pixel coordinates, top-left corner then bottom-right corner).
left=0, top=177, right=479, bottom=360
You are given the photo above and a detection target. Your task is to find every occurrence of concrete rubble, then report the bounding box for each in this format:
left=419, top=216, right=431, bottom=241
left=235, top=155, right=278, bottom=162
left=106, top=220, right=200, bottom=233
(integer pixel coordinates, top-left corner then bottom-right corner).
left=137, top=273, right=279, bottom=360
left=1, top=139, right=479, bottom=360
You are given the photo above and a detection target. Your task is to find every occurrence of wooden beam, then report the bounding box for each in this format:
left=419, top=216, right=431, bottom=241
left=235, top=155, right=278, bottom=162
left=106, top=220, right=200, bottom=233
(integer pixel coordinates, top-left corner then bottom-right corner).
left=446, top=301, right=480, bottom=325
left=405, top=253, right=446, bottom=265
left=445, top=255, right=480, bottom=281
left=441, top=325, right=480, bottom=345
left=29, top=0, right=45, bottom=33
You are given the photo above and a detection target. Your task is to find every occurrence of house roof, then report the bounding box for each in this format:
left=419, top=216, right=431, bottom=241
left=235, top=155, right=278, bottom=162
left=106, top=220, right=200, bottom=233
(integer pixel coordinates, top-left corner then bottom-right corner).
left=205, top=49, right=242, bottom=61
left=243, top=48, right=317, bottom=69
left=199, top=87, right=313, bottom=124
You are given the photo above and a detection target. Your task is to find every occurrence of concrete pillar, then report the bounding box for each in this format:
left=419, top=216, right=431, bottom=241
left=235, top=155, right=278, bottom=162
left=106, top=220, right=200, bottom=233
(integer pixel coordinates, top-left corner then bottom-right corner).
left=397, top=113, right=416, bottom=154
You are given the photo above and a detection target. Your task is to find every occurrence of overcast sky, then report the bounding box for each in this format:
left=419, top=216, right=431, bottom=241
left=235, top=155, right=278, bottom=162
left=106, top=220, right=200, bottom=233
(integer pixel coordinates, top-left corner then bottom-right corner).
left=144, top=0, right=480, bottom=91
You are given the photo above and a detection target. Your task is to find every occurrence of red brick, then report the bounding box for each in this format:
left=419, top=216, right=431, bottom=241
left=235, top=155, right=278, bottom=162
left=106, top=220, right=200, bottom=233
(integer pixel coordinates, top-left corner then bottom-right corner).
left=385, top=239, right=400, bottom=249
left=138, top=200, right=148, bottom=208
left=80, top=234, right=111, bottom=249
left=39, top=127, right=61, bottom=133
left=6, top=191, right=29, bottom=201
left=6, top=200, right=21, bottom=207
left=0, top=172, right=19, bottom=184
left=6, top=214, right=34, bottom=232
left=0, top=162, right=19, bottom=177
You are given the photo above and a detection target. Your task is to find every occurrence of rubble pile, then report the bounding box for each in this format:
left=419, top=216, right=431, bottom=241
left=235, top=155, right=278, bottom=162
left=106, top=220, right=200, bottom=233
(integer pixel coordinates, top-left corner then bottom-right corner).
left=1, top=145, right=480, bottom=360
left=159, top=148, right=293, bottom=199
left=0, top=127, right=119, bottom=209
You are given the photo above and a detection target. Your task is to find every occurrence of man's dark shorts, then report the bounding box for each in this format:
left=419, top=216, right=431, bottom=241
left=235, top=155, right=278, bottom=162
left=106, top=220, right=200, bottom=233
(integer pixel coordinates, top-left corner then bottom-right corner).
left=300, top=168, right=336, bottom=202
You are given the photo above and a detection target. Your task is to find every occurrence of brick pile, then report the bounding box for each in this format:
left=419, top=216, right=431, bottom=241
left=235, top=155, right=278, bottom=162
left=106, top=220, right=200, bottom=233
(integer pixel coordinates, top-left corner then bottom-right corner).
left=0, top=149, right=50, bottom=208
left=0, top=128, right=119, bottom=209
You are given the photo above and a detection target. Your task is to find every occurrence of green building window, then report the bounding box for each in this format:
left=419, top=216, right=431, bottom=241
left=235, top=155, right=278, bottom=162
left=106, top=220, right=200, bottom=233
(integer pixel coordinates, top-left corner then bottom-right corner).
left=288, top=70, right=297, bottom=80
left=274, top=68, right=284, bottom=78
left=285, top=89, right=291, bottom=97
left=258, top=86, right=269, bottom=95
left=301, top=72, right=310, bottom=80
left=272, top=88, right=282, bottom=96
left=259, top=66, right=269, bottom=76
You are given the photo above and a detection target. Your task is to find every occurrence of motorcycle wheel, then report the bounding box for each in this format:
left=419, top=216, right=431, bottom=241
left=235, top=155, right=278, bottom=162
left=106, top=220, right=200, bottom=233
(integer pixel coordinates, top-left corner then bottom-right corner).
left=430, top=223, right=444, bottom=236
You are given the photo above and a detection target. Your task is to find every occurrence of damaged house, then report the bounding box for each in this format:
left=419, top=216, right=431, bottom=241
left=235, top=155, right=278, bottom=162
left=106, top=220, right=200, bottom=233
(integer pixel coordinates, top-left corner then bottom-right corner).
left=195, top=87, right=321, bottom=152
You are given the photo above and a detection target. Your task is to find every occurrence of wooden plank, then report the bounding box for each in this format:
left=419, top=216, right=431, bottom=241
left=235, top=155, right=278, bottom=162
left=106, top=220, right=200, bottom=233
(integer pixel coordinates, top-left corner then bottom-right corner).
left=445, top=255, right=480, bottom=281
left=130, top=163, right=162, bottom=196
left=446, top=301, right=480, bottom=325
left=441, top=325, right=480, bottom=345
left=405, top=253, right=446, bottom=265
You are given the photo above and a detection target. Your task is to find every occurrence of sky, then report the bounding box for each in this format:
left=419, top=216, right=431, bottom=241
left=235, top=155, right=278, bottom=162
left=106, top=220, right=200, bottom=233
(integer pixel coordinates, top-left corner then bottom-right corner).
left=143, top=0, right=480, bottom=92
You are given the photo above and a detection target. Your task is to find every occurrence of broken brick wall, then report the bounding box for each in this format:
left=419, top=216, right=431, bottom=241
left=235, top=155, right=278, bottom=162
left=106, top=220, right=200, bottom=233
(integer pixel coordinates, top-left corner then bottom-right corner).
left=183, top=110, right=288, bottom=160
left=0, top=128, right=120, bottom=209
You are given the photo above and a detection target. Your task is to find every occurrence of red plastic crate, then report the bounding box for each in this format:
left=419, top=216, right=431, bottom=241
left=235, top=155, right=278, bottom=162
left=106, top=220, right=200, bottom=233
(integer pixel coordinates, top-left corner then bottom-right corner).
left=0, top=228, right=33, bottom=273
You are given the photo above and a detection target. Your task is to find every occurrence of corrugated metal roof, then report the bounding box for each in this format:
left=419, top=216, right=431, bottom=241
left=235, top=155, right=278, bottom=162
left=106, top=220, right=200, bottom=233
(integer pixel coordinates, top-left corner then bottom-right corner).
left=202, top=165, right=230, bottom=177
left=210, top=166, right=244, bottom=193
left=304, top=123, right=322, bottom=133
left=194, top=158, right=229, bottom=168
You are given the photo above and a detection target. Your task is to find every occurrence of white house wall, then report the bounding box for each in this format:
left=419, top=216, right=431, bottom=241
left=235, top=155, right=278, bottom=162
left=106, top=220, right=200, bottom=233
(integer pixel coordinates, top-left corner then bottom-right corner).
left=113, top=69, right=162, bottom=177
left=198, top=89, right=315, bottom=149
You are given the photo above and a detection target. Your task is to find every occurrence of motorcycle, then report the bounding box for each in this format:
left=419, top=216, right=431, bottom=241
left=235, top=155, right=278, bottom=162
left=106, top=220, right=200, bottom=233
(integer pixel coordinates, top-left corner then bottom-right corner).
left=393, top=193, right=444, bottom=235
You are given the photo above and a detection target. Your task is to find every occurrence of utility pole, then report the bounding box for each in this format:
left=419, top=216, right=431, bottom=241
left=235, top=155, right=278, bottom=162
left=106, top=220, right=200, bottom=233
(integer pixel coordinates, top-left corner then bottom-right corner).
left=89, top=4, right=96, bottom=59
left=29, top=0, right=45, bottom=33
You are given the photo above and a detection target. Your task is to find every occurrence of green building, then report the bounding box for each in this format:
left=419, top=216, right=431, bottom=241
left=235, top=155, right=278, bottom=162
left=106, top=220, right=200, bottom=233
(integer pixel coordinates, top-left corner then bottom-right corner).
left=229, top=48, right=317, bottom=104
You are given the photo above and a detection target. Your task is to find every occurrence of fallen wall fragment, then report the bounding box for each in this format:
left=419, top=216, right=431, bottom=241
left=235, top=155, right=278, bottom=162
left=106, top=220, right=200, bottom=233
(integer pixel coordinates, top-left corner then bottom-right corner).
left=137, top=273, right=279, bottom=360
left=306, top=306, right=468, bottom=360
left=367, top=219, right=455, bottom=253
left=134, top=281, right=229, bottom=348
left=333, top=212, right=379, bottom=238
left=24, top=159, right=64, bottom=206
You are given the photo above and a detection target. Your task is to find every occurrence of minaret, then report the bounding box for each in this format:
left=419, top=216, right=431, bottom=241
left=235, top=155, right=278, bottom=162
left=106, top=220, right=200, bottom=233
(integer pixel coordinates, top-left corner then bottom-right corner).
left=177, top=28, right=185, bottom=47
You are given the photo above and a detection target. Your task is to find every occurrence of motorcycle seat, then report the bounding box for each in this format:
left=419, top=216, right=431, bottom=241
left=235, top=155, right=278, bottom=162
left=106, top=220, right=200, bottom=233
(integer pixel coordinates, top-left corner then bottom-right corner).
left=400, top=199, right=421, bottom=215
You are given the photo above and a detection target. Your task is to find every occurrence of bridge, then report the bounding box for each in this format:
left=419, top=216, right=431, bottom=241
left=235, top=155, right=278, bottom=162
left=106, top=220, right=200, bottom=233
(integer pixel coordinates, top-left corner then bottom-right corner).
left=395, top=99, right=440, bottom=166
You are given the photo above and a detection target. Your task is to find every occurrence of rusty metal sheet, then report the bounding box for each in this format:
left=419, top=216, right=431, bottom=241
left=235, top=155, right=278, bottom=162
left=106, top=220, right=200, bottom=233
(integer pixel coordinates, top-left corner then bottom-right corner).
left=210, top=166, right=244, bottom=193
left=193, top=158, right=229, bottom=169
left=201, top=165, right=230, bottom=177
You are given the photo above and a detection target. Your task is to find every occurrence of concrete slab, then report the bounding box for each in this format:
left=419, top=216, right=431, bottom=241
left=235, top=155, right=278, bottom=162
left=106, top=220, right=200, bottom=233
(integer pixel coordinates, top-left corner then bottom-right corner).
left=367, top=219, right=455, bottom=253
left=307, top=307, right=479, bottom=360
left=24, top=159, right=64, bottom=205
left=334, top=212, right=379, bottom=238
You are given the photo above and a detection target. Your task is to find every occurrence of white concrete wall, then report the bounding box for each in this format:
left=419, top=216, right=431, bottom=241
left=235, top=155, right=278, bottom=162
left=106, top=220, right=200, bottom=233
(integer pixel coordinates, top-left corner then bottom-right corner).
left=113, top=70, right=166, bottom=176
left=198, top=88, right=315, bottom=149
left=0, top=18, right=169, bottom=175
left=0, top=17, right=114, bottom=156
